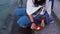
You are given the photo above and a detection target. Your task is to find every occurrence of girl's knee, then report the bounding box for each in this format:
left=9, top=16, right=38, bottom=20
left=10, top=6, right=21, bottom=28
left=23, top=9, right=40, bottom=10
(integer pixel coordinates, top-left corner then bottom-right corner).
left=17, top=16, right=31, bottom=27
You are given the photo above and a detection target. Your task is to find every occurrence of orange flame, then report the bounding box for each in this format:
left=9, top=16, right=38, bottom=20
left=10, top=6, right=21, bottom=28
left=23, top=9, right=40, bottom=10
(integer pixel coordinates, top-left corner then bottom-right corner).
left=36, top=26, right=41, bottom=30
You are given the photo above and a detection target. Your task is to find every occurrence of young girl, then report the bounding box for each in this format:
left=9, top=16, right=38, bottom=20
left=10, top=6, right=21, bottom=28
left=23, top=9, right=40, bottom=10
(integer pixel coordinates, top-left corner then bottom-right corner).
left=17, top=0, right=51, bottom=29
left=26, top=0, right=48, bottom=29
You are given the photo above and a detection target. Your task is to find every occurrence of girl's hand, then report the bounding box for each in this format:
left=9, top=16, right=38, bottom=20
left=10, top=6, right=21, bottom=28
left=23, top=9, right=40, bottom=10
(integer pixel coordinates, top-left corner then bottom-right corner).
left=31, top=23, right=36, bottom=29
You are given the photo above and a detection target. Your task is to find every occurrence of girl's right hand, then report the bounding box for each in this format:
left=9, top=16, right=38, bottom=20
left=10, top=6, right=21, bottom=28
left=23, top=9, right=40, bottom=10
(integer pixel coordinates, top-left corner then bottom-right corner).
left=31, top=23, right=36, bottom=29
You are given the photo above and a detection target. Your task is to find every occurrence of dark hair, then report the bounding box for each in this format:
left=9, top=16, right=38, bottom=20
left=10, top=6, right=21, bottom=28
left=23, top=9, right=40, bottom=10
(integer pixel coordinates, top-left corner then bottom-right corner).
left=34, top=0, right=46, bottom=6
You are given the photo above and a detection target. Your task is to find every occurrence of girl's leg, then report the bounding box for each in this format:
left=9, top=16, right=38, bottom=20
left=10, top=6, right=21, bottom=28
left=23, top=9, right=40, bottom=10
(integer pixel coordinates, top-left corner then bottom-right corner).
left=17, top=16, right=31, bottom=28
left=15, top=8, right=26, bottom=16
left=45, top=11, right=51, bottom=24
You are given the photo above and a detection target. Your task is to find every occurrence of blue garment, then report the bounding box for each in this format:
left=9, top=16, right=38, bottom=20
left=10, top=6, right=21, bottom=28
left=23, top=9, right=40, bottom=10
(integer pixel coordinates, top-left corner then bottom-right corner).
left=16, top=8, right=51, bottom=28
left=15, top=8, right=26, bottom=16
left=15, top=8, right=31, bottom=28
left=17, top=16, right=31, bottom=28
left=44, top=11, right=51, bottom=24
left=34, top=11, right=51, bottom=24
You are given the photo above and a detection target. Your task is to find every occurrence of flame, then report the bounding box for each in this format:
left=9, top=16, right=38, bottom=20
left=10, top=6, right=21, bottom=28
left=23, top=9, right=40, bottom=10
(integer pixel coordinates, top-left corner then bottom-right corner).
left=36, top=26, right=41, bottom=30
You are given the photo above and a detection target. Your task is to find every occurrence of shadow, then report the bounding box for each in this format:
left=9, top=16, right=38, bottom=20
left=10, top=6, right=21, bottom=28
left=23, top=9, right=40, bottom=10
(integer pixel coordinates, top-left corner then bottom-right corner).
left=11, top=16, right=33, bottom=34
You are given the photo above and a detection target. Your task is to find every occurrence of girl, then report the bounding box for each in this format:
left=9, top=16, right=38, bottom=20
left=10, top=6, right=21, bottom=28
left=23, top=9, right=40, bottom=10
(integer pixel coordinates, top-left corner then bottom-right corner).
left=17, top=0, right=51, bottom=29
left=27, top=0, right=49, bottom=29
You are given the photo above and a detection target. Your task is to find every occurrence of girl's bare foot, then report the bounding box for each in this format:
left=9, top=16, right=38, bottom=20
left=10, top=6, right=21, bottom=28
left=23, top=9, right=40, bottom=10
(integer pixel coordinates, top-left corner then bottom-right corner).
left=41, top=20, right=45, bottom=27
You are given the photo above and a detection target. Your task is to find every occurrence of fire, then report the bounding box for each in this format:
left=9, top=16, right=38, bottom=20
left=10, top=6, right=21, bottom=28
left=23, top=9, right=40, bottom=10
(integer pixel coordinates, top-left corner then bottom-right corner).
left=36, top=26, right=41, bottom=30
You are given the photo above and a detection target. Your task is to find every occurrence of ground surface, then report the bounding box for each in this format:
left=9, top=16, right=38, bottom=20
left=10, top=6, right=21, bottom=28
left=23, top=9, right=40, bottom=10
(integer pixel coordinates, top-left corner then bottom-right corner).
left=11, top=0, right=60, bottom=34
left=0, top=0, right=60, bottom=34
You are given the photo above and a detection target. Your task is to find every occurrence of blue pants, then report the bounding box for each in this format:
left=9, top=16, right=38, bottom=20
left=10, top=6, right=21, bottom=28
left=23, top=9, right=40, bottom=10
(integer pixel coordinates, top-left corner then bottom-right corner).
left=34, top=11, right=51, bottom=24
left=15, top=8, right=26, bottom=16
left=15, top=8, right=31, bottom=28
left=15, top=8, right=51, bottom=28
